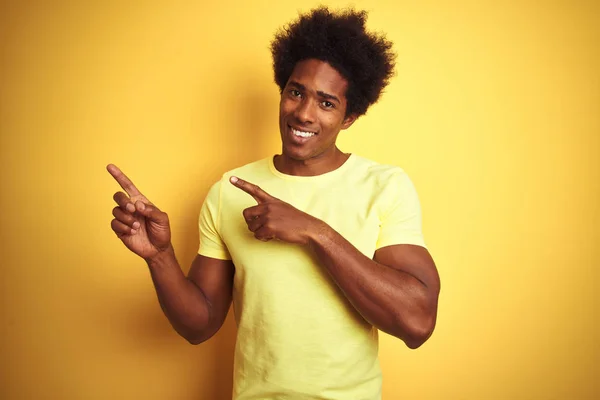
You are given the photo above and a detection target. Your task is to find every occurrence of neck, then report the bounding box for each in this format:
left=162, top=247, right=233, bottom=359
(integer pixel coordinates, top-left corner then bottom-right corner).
left=274, top=148, right=350, bottom=177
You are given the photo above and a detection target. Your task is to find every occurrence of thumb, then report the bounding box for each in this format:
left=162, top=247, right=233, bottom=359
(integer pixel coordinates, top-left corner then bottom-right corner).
left=135, top=200, right=168, bottom=224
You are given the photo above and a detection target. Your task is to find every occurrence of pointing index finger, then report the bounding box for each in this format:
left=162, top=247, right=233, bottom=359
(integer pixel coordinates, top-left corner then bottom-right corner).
left=107, top=164, right=142, bottom=197
left=230, top=176, right=274, bottom=203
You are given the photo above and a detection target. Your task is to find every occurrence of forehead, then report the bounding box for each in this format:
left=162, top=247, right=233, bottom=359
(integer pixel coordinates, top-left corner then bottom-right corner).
left=288, top=59, right=349, bottom=99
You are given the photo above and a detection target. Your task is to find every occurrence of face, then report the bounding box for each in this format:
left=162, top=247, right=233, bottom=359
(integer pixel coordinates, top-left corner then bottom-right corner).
left=278, top=59, right=356, bottom=163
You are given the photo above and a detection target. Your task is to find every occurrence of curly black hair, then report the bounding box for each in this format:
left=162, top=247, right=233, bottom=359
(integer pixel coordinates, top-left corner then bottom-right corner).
left=270, top=6, right=396, bottom=117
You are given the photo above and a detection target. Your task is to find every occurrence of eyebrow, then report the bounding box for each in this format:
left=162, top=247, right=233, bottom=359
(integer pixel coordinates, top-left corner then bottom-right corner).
left=288, top=81, right=341, bottom=104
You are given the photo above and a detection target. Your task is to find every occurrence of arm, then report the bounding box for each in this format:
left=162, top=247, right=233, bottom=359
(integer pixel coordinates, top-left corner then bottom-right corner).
left=229, top=175, right=440, bottom=349
left=308, top=225, right=439, bottom=349
left=146, top=249, right=234, bottom=345
left=107, top=164, right=234, bottom=345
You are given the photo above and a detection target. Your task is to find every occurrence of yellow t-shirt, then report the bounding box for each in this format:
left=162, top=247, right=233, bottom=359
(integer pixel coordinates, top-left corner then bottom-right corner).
left=198, top=154, right=426, bottom=400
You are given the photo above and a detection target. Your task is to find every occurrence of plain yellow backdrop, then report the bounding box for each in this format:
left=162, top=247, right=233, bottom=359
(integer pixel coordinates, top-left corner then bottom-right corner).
left=1, top=0, right=598, bottom=399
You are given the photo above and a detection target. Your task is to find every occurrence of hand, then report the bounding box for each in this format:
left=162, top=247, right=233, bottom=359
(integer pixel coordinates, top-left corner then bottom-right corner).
left=230, top=176, right=323, bottom=245
left=107, top=164, right=172, bottom=260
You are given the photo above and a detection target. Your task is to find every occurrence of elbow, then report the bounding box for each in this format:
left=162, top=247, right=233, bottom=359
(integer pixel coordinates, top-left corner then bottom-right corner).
left=185, top=335, right=205, bottom=345
left=397, top=313, right=437, bottom=350
left=404, top=336, right=428, bottom=350
left=179, top=327, right=213, bottom=345
left=173, top=315, right=215, bottom=345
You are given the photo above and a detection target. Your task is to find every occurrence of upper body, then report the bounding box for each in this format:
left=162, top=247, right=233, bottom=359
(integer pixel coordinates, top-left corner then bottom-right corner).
left=107, top=6, right=440, bottom=400
left=199, top=154, right=430, bottom=399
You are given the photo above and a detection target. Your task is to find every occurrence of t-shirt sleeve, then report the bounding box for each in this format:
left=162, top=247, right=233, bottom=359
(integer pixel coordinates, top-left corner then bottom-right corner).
left=198, top=180, right=232, bottom=260
left=376, top=170, right=427, bottom=250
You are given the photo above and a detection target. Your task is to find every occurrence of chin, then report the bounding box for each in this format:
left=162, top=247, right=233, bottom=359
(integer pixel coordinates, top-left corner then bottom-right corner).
left=282, top=148, right=309, bottom=161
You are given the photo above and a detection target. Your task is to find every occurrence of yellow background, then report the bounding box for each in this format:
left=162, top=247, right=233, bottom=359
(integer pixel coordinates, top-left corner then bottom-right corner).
left=1, top=0, right=598, bottom=399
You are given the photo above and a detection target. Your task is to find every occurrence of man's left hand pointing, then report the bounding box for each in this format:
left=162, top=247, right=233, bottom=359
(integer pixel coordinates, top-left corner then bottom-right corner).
left=230, top=176, right=325, bottom=244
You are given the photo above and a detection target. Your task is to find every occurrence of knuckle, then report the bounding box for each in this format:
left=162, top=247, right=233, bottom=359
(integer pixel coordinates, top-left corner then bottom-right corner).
left=116, top=196, right=129, bottom=208
left=119, top=213, right=133, bottom=224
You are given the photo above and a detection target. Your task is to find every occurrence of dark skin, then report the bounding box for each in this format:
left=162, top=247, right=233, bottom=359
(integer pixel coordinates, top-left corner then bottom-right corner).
left=108, top=58, right=440, bottom=348
left=108, top=164, right=234, bottom=344
left=275, top=59, right=357, bottom=176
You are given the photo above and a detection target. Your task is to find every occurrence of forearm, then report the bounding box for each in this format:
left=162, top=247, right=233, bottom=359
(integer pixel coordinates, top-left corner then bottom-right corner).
left=145, top=246, right=211, bottom=344
left=308, top=223, right=436, bottom=348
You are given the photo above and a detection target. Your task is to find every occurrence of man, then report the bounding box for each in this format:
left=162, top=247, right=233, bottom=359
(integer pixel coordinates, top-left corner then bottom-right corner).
left=108, top=6, right=439, bottom=400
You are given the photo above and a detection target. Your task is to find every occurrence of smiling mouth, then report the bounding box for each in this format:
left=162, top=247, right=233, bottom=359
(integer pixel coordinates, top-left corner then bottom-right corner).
left=289, top=125, right=317, bottom=138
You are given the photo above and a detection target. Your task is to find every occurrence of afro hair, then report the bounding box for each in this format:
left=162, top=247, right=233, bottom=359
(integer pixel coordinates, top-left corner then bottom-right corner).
left=270, top=6, right=396, bottom=117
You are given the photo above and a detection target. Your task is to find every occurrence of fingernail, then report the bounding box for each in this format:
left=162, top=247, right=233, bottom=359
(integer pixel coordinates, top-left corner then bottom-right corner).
left=133, top=221, right=140, bottom=229
left=126, top=203, right=135, bottom=213
left=230, top=176, right=238, bottom=183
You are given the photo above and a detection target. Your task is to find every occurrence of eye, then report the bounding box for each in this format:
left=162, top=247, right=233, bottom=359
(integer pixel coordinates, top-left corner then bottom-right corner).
left=289, top=89, right=302, bottom=98
left=321, top=101, right=334, bottom=109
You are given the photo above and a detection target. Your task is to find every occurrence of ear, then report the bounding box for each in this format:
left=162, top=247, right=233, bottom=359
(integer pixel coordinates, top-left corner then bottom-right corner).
left=341, top=114, right=358, bottom=130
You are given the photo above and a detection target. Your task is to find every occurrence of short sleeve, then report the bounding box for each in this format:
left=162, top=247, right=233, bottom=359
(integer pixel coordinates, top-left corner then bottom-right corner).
left=198, top=180, right=231, bottom=260
left=375, top=171, right=427, bottom=250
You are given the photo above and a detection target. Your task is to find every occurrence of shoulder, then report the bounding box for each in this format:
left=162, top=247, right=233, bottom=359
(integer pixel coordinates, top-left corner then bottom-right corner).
left=349, top=154, right=412, bottom=189
left=216, top=157, right=272, bottom=185
left=223, top=157, right=271, bottom=178
left=206, top=157, right=272, bottom=191
left=204, top=157, right=274, bottom=209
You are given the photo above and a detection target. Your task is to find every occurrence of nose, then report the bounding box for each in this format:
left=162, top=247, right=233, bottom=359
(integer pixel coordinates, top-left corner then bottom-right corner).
left=293, top=98, right=316, bottom=124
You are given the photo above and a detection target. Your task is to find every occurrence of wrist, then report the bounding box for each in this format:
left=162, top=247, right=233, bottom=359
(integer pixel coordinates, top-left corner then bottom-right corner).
left=145, top=244, right=176, bottom=268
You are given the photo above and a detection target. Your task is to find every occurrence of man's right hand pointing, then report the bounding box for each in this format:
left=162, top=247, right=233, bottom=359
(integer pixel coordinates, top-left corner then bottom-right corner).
left=107, top=164, right=172, bottom=260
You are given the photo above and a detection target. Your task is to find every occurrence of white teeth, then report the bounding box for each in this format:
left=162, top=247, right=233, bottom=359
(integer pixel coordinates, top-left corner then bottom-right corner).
left=292, top=128, right=316, bottom=138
